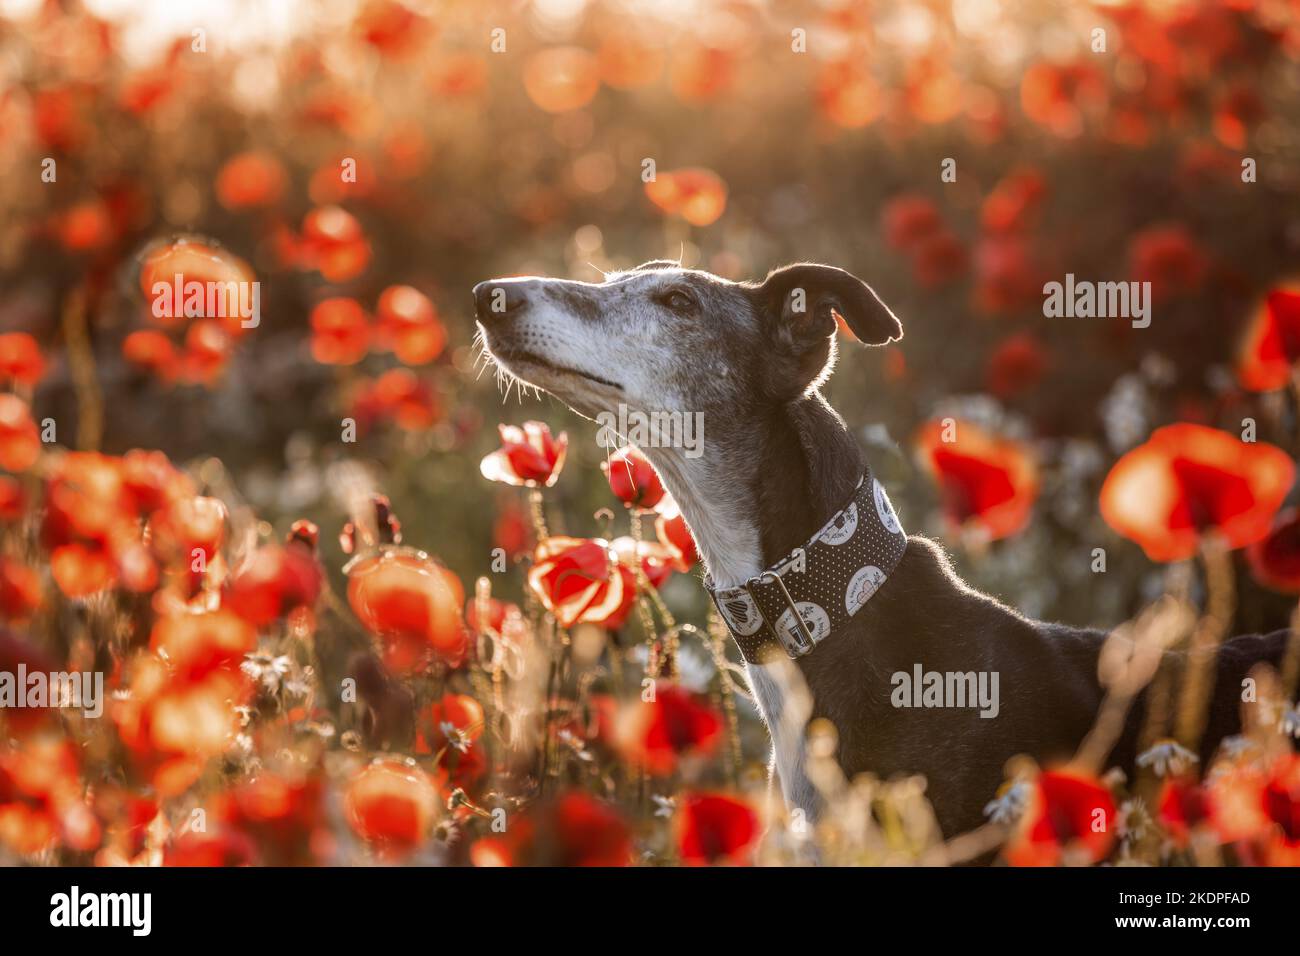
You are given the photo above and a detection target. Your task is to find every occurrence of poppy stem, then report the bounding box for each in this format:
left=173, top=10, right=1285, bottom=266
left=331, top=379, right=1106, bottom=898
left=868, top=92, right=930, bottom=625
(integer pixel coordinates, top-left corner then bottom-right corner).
left=705, top=608, right=743, bottom=786
left=527, top=488, right=549, bottom=541
left=1174, top=542, right=1235, bottom=749
left=60, top=284, right=103, bottom=451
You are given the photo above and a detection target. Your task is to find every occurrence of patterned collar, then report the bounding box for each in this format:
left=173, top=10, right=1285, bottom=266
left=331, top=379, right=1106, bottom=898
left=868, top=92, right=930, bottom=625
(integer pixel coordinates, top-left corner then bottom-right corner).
left=704, top=466, right=907, bottom=664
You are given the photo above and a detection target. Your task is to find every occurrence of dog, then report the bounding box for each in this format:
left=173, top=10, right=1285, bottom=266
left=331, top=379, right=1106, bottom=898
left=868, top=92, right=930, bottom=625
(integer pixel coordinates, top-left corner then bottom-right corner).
left=473, top=259, right=1292, bottom=839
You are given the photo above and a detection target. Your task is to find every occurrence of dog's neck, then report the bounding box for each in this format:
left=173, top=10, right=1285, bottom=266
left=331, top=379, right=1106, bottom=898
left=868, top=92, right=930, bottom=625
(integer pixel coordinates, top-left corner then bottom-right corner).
left=642, top=390, right=864, bottom=591
left=640, top=390, right=866, bottom=816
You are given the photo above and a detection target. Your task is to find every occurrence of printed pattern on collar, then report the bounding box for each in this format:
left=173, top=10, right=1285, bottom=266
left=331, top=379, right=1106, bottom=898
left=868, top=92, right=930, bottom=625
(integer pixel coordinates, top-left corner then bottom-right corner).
left=705, top=468, right=907, bottom=663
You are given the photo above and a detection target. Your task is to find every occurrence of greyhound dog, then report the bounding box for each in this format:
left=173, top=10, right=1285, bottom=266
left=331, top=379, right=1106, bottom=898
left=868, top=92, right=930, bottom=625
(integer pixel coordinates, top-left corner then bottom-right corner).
left=473, top=259, right=1290, bottom=838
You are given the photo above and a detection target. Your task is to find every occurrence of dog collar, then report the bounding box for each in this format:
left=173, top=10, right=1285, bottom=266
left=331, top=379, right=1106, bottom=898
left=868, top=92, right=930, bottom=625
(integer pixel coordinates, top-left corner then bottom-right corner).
left=705, top=467, right=907, bottom=664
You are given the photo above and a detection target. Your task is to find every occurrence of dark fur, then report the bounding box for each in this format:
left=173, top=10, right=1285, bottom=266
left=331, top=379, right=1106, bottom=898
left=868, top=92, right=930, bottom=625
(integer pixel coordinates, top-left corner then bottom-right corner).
left=760, top=392, right=1288, bottom=836
left=474, top=260, right=1291, bottom=840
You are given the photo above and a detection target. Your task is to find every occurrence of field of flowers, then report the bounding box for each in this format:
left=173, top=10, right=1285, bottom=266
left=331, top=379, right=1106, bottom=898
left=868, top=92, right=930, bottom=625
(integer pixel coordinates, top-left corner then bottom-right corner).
left=2, top=0, right=1300, bottom=867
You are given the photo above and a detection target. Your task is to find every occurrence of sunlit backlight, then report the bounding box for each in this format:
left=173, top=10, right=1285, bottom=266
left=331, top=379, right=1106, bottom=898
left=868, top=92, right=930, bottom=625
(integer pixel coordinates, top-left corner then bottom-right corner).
left=80, top=0, right=322, bottom=65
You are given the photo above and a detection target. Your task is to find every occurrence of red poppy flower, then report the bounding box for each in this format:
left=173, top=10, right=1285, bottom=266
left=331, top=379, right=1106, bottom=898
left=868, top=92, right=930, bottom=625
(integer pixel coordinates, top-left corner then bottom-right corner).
left=1237, top=285, right=1300, bottom=393
left=150, top=609, right=256, bottom=684
left=225, top=545, right=322, bottom=626
left=299, top=206, right=371, bottom=283
left=345, top=758, right=440, bottom=851
left=374, top=285, right=446, bottom=366
left=228, top=773, right=327, bottom=866
left=57, top=199, right=113, bottom=252
left=0, top=632, right=56, bottom=733
left=655, top=507, right=698, bottom=572
left=914, top=420, right=1039, bottom=542
left=1255, top=755, right=1300, bottom=865
left=985, top=332, right=1051, bottom=399
left=980, top=168, right=1047, bottom=233
left=601, top=537, right=675, bottom=630
left=349, top=369, right=440, bottom=432
left=470, top=791, right=631, bottom=867
left=346, top=548, right=466, bottom=673
left=121, top=449, right=195, bottom=513
left=973, top=235, right=1042, bottom=314
left=1158, top=776, right=1215, bottom=849
left=178, top=320, right=233, bottom=386
left=465, top=596, right=521, bottom=635
left=149, top=495, right=226, bottom=570
left=0, top=394, right=40, bottom=473
left=881, top=195, right=942, bottom=253
left=598, top=34, right=665, bottom=90
left=122, top=330, right=178, bottom=382
left=644, top=168, right=728, bottom=227
left=215, top=151, right=286, bottom=210
left=308, top=151, right=378, bottom=205
left=436, top=734, right=488, bottom=794
left=1005, top=769, right=1116, bottom=866
left=904, top=60, right=963, bottom=124
left=38, top=451, right=167, bottom=597
left=816, top=60, right=881, bottom=128
left=670, top=45, right=734, bottom=103
left=480, top=422, right=568, bottom=488
left=1247, top=508, right=1300, bottom=594
left=554, top=693, right=617, bottom=753
left=1020, top=62, right=1107, bottom=137
left=676, top=792, right=759, bottom=866
left=50, top=543, right=116, bottom=598
left=0, top=559, right=42, bottom=621
left=1127, top=223, right=1209, bottom=304
left=616, top=684, right=721, bottom=775
left=138, top=238, right=256, bottom=337
left=425, top=693, right=485, bottom=750
left=353, top=0, right=428, bottom=55
left=527, top=537, right=626, bottom=629
left=912, top=231, right=969, bottom=288
left=32, top=87, right=86, bottom=152
left=309, top=297, right=370, bottom=366
left=1213, top=85, right=1264, bottom=151
left=493, top=498, right=534, bottom=559
left=523, top=47, right=600, bottom=113
left=1100, top=424, right=1294, bottom=562
left=0, top=737, right=101, bottom=856
left=0, top=476, right=22, bottom=522
left=428, top=52, right=489, bottom=97
left=112, top=651, right=253, bottom=784
left=164, top=826, right=258, bottom=867
left=602, top=446, right=665, bottom=510
left=0, top=333, right=46, bottom=387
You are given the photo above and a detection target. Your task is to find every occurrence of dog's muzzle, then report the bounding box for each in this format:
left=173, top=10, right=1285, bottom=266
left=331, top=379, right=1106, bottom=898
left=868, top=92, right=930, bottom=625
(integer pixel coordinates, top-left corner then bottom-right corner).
left=473, top=279, right=531, bottom=322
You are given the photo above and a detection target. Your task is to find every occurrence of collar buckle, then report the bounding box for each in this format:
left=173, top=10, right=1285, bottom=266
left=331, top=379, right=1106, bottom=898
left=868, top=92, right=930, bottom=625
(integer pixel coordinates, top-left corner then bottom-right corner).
left=745, top=570, right=816, bottom=658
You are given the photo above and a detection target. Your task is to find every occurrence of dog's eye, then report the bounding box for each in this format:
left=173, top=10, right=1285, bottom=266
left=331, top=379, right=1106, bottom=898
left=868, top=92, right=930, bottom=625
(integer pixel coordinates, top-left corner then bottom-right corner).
left=659, top=290, right=696, bottom=313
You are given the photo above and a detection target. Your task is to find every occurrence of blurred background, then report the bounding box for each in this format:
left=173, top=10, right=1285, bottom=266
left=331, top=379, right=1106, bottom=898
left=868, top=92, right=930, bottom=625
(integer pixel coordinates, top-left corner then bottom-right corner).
left=5, top=0, right=1300, bottom=635
left=2, top=0, right=1300, bottom=865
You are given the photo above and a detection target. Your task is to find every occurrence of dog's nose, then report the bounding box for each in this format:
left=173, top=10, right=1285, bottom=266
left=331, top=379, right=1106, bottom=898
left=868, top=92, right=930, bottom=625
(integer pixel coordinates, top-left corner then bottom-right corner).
left=473, top=280, right=529, bottom=321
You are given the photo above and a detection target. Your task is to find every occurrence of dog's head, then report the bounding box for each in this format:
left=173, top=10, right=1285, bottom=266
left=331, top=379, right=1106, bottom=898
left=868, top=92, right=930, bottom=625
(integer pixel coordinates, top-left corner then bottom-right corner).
left=473, top=260, right=901, bottom=422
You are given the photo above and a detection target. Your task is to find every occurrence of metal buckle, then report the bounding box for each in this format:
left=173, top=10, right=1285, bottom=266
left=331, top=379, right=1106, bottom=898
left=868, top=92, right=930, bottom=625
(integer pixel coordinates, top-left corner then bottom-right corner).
left=745, top=570, right=816, bottom=658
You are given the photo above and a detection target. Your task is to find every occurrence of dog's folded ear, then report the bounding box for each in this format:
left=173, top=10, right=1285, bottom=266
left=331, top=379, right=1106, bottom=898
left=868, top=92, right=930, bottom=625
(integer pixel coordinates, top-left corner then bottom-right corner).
left=755, top=263, right=902, bottom=346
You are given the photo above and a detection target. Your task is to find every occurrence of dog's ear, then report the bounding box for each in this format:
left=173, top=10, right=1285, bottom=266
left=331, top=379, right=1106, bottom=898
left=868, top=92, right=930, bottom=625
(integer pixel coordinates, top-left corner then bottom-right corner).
left=755, top=263, right=902, bottom=347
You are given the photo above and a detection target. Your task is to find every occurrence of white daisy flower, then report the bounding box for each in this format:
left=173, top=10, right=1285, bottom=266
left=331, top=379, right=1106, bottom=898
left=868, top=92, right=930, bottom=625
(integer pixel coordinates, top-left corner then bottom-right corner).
left=1136, top=740, right=1199, bottom=777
